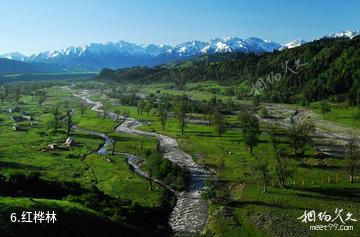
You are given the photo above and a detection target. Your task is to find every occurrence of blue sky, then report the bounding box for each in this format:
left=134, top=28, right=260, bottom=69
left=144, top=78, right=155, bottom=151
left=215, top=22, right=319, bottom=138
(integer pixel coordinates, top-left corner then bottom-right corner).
left=0, top=0, right=359, bottom=55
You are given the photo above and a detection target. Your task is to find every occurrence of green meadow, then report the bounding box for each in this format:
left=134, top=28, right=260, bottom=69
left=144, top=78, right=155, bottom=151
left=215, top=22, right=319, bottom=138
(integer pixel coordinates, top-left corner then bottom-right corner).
left=1, top=80, right=360, bottom=236
left=96, top=81, right=360, bottom=237
left=0, top=83, right=172, bottom=236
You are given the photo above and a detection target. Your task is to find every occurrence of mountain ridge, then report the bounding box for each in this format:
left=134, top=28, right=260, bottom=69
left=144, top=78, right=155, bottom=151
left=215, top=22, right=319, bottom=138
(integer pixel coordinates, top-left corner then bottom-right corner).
left=0, top=30, right=358, bottom=70
left=96, top=34, right=360, bottom=105
left=0, top=37, right=282, bottom=70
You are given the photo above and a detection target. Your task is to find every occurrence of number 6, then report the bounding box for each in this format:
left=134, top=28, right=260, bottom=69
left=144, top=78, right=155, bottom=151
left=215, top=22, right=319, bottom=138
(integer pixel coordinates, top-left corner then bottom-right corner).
left=10, top=213, right=17, bottom=222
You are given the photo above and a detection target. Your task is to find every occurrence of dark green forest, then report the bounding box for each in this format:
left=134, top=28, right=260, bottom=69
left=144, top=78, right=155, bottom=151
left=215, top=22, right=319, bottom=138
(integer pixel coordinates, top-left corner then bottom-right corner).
left=98, top=36, right=360, bottom=105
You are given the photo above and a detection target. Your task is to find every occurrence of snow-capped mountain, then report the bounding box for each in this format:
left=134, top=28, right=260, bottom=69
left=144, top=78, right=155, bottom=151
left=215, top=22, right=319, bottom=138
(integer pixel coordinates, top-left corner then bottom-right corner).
left=243, top=37, right=281, bottom=52
left=1, top=30, right=358, bottom=70
left=26, top=41, right=172, bottom=63
left=174, top=37, right=281, bottom=55
left=157, top=37, right=280, bottom=57
left=198, top=37, right=271, bottom=54
left=0, top=37, right=281, bottom=69
left=0, top=52, right=27, bottom=61
left=170, top=40, right=208, bottom=56
left=326, top=30, right=359, bottom=39
left=140, top=44, right=173, bottom=56
left=280, top=39, right=307, bottom=50
left=279, top=30, right=359, bottom=51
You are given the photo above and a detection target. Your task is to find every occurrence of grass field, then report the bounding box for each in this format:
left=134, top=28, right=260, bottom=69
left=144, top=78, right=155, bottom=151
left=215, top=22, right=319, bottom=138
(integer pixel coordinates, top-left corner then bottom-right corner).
left=1, top=80, right=360, bottom=237
left=0, top=84, right=172, bottom=236
left=139, top=81, right=240, bottom=101
left=308, top=101, right=360, bottom=129
left=94, top=81, right=360, bottom=237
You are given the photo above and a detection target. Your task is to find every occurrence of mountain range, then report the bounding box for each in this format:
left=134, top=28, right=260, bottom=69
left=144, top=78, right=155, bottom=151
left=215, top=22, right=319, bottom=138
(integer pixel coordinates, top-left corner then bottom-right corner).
left=0, top=30, right=358, bottom=72
left=0, top=37, right=282, bottom=70
left=98, top=32, right=360, bottom=105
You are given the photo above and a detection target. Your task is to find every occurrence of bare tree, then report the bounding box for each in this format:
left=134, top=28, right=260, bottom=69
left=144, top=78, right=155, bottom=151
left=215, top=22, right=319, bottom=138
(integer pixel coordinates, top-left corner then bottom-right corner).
left=137, top=99, right=145, bottom=115
left=345, top=136, right=360, bottom=183
left=156, top=139, right=161, bottom=154
left=252, top=155, right=271, bottom=192
left=239, top=111, right=261, bottom=154
left=148, top=168, right=153, bottom=191
left=175, top=100, right=187, bottom=135
left=274, top=149, right=294, bottom=188
left=122, top=110, right=129, bottom=122
left=63, top=99, right=71, bottom=110
left=52, top=104, right=61, bottom=133
left=102, top=109, right=108, bottom=119
left=201, top=101, right=210, bottom=125
left=140, top=137, right=144, bottom=151
left=212, top=107, right=226, bottom=140
left=266, top=123, right=279, bottom=150
left=320, top=100, right=331, bottom=114
left=0, top=86, right=8, bottom=104
left=79, top=102, right=87, bottom=117
left=112, top=140, right=117, bottom=155
left=114, top=108, right=122, bottom=122
left=158, top=103, right=168, bottom=131
left=35, top=89, right=47, bottom=105
left=287, top=119, right=315, bottom=156
left=14, top=86, right=22, bottom=104
left=145, top=102, right=152, bottom=116
left=65, top=109, right=74, bottom=136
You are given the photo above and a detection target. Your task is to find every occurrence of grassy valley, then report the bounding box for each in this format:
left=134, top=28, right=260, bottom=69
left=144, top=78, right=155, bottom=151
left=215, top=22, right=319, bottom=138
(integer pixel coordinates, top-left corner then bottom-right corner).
left=0, top=81, right=176, bottom=237
left=0, top=37, right=359, bottom=237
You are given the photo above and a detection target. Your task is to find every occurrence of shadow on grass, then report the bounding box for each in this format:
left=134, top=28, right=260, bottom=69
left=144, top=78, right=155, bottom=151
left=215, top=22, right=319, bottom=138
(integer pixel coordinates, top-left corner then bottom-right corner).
left=74, top=132, right=139, bottom=143
left=183, top=130, right=216, bottom=137
left=224, top=199, right=309, bottom=211
left=0, top=160, right=45, bottom=171
left=299, top=163, right=343, bottom=170
left=293, top=186, right=360, bottom=200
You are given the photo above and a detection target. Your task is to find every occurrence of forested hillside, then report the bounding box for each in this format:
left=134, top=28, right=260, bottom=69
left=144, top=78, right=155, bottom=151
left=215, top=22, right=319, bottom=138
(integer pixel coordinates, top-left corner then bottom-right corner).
left=0, top=58, right=92, bottom=75
left=98, top=36, right=360, bottom=104
left=0, top=58, right=63, bottom=74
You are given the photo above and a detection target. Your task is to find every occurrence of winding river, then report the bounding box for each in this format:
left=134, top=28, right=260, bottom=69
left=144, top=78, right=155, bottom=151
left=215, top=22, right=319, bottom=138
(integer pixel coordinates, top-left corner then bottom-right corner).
left=74, top=90, right=212, bottom=236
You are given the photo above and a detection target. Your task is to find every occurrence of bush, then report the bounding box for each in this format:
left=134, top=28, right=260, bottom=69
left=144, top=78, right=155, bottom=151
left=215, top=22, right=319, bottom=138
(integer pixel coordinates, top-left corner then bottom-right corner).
left=145, top=152, right=189, bottom=190
left=320, top=100, right=331, bottom=114
left=259, top=106, right=270, bottom=118
left=354, top=109, right=360, bottom=121
left=224, top=87, right=235, bottom=96
left=0, top=171, right=83, bottom=198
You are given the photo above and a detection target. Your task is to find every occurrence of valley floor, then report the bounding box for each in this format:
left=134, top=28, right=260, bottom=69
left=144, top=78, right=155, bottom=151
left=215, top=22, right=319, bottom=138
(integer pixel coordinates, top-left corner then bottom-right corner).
left=0, top=80, right=360, bottom=237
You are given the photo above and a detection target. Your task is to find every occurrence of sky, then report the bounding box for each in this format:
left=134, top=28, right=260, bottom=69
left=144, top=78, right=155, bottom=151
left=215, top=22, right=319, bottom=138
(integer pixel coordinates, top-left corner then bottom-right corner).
left=0, top=0, right=359, bottom=55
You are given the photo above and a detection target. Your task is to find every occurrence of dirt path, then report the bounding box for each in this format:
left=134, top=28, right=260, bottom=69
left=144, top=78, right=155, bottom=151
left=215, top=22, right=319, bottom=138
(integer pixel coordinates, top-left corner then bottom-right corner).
left=74, top=90, right=212, bottom=236
left=259, top=103, right=360, bottom=157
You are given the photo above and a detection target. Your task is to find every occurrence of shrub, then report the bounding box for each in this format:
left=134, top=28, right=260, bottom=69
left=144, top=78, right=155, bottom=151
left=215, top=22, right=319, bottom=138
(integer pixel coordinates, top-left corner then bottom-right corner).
left=320, top=100, right=331, bottom=114
left=259, top=106, right=270, bottom=118
left=145, top=153, right=189, bottom=190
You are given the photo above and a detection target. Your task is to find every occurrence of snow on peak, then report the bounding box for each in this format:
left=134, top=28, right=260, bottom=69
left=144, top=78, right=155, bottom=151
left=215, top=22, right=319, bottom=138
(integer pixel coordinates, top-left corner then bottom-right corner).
left=215, top=41, right=231, bottom=53
left=2, top=30, right=360, bottom=65
left=280, top=39, right=307, bottom=50
left=0, top=52, right=26, bottom=61
left=0, top=36, right=285, bottom=63
left=326, top=30, right=359, bottom=39
left=172, top=40, right=207, bottom=56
